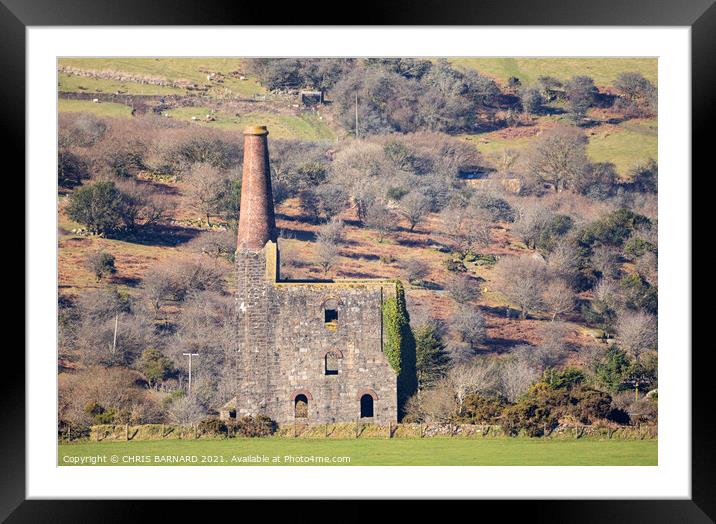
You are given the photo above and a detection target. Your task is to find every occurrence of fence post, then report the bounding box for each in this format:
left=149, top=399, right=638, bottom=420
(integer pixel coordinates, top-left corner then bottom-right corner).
left=125, top=423, right=129, bottom=441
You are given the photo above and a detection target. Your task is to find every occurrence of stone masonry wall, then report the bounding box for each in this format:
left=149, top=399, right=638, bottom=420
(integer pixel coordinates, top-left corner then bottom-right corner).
left=234, top=244, right=398, bottom=425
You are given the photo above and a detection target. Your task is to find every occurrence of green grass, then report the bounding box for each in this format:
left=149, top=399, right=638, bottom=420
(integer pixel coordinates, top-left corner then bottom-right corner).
left=449, top=58, right=657, bottom=87
left=58, top=98, right=133, bottom=118
left=587, top=120, right=658, bottom=176
left=463, top=117, right=657, bottom=177
left=59, top=58, right=265, bottom=98
left=59, top=438, right=657, bottom=466
left=165, top=107, right=336, bottom=140
left=59, top=73, right=184, bottom=96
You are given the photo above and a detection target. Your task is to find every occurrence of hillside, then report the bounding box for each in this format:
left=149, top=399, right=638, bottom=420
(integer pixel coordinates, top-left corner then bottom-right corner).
left=57, top=57, right=658, bottom=432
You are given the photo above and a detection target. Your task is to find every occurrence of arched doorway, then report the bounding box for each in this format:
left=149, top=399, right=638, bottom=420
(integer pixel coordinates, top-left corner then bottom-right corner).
left=360, top=394, right=374, bottom=418
left=294, top=394, right=308, bottom=418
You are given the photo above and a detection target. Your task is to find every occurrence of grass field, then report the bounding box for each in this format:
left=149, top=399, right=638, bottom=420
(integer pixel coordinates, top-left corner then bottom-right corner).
left=463, top=117, right=657, bottom=177
left=59, top=439, right=657, bottom=466
left=58, top=98, right=134, bottom=118
left=58, top=72, right=185, bottom=96
left=165, top=107, right=336, bottom=140
left=59, top=58, right=265, bottom=98
left=449, top=57, right=657, bottom=86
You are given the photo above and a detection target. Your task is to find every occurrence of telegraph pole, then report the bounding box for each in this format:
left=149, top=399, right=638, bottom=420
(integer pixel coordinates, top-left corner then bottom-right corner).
left=355, top=92, right=359, bottom=139
left=182, top=352, right=199, bottom=392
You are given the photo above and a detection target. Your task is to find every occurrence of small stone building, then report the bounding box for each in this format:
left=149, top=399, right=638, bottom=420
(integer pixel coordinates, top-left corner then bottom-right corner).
left=222, top=126, right=398, bottom=425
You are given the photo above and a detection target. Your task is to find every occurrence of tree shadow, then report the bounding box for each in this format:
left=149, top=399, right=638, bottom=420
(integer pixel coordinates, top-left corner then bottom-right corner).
left=278, top=228, right=317, bottom=242
left=110, top=224, right=201, bottom=247
left=112, top=276, right=141, bottom=287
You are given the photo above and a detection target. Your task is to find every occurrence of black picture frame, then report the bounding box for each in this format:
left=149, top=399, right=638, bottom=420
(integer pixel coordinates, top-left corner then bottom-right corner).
left=6, top=0, right=710, bottom=521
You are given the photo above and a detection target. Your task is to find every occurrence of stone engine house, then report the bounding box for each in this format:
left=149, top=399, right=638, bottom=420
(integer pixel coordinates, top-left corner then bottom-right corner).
left=220, top=126, right=398, bottom=425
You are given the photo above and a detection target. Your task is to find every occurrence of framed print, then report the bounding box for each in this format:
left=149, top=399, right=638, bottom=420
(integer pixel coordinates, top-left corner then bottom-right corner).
left=7, top=0, right=712, bottom=520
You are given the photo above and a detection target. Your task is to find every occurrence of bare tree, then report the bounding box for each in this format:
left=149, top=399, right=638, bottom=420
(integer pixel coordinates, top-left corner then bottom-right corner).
left=494, top=255, right=549, bottom=319
left=316, top=237, right=339, bottom=275
left=439, top=206, right=492, bottom=257
left=167, top=394, right=205, bottom=424
left=617, top=311, right=657, bottom=360
left=546, top=239, right=579, bottom=286
left=448, top=305, right=487, bottom=348
left=316, top=218, right=345, bottom=246
left=399, top=190, right=431, bottom=231
left=401, top=257, right=430, bottom=285
left=512, top=200, right=554, bottom=250
left=448, top=358, right=500, bottom=408
left=499, top=358, right=539, bottom=402
left=526, top=125, right=589, bottom=193
left=445, top=274, right=481, bottom=304
left=542, top=278, right=575, bottom=321
left=183, top=162, right=227, bottom=227
left=591, top=245, right=621, bottom=280
left=365, top=200, right=395, bottom=242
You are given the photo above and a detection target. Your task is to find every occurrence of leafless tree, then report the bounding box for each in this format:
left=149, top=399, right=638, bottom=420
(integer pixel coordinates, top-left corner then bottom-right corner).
left=448, top=358, right=501, bottom=407
left=316, top=237, right=339, bottom=275
left=330, top=142, right=387, bottom=223
left=546, top=239, right=579, bottom=286
left=591, top=245, right=621, bottom=280
left=399, top=190, right=431, bottom=231
left=526, top=125, right=589, bottom=193
left=401, top=257, right=430, bottom=285
left=183, top=162, right=228, bottom=227
left=499, top=358, right=539, bottom=402
left=448, top=305, right=487, bottom=348
left=636, top=251, right=658, bottom=287
left=512, top=200, right=554, bottom=250
left=418, top=379, right=459, bottom=423
left=617, top=311, right=657, bottom=360
left=445, top=274, right=481, bottom=304
left=167, top=394, right=205, bottom=424
left=494, top=255, right=549, bottom=319
left=316, top=218, right=345, bottom=246
left=439, top=206, right=492, bottom=257
left=186, top=230, right=236, bottom=260
left=542, top=278, right=575, bottom=321
left=365, top=200, right=395, bottom=242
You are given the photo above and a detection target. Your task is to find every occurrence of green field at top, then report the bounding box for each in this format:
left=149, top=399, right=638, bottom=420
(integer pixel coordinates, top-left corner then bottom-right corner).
left=58, top=58, right=265, bottom=98
left=165, top=107, right=336, bottom=140
left=59, top=438, right=657, bottom=466
left=59, top=73, right=185, bottom=96
left=464, top=117, right=657, bottom=177
left=58, top=98, right=134, bottom=118
left=449, top=57, right=657, bottom=87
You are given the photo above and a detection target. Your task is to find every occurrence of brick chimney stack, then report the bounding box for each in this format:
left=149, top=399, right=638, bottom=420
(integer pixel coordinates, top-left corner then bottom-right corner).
left=237, top=126, right=277, bottom=251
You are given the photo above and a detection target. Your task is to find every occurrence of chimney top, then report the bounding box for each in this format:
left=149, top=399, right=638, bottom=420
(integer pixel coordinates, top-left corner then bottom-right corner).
left=237, top=126, right=276, bottom=251
left=243, top=125, right=269, bottom=136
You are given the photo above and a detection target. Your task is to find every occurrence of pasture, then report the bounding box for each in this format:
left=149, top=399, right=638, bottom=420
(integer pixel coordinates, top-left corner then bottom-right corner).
left=59, top=438, right=657, bottom=466
left=450, top=57, right=657, bottom=86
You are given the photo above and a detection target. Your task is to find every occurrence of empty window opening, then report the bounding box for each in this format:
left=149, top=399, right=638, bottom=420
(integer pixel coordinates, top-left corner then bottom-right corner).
left=229, top=409, right=236, bottom=419
left=324, top=308, right=338, bottom=323
left=360, top=394, right=374, bottom=418
left=294, top=394, right=308, bottom=418
left=325, top=351, right=340, bottom=375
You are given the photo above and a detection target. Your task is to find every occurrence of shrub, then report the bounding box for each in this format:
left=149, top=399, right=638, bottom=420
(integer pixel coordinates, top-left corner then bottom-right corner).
left=566, top=387, right=612, bottom=424
left=66, top=181, right=132, bottom=234
left=58, top=421, right=91, bottom=442
left=137, top=348, right=175, bottom=390
left=198, top=417, right=229, bottom=437
left=594, top=345, right=631, bottom=393
left=233, top=415, right=277, bottom=437
left=84, top=251, right=116, bottom=282
left=461, top=394, right=507, bottom=424
left=620, top=273, right=658, bottom=314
